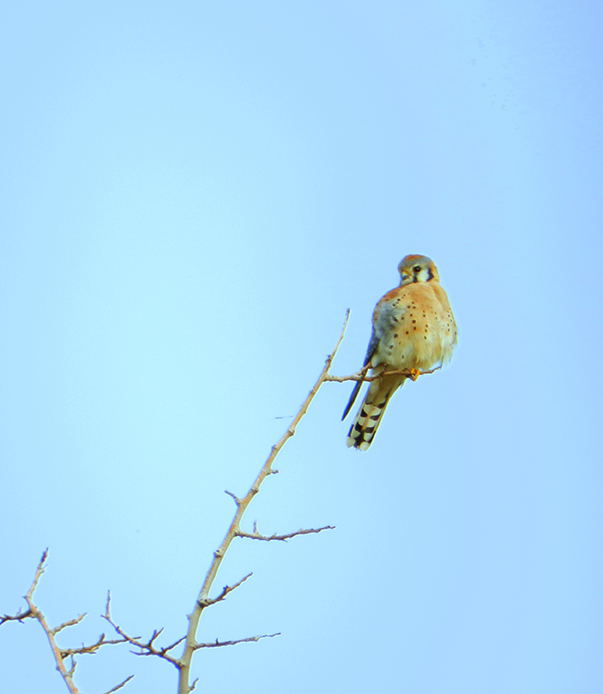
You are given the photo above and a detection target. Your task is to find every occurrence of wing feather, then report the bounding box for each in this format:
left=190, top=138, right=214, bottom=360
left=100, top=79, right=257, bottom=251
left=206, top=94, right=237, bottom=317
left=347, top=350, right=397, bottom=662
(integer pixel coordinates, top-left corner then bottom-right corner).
left=341, top=331, right=379, bottom=420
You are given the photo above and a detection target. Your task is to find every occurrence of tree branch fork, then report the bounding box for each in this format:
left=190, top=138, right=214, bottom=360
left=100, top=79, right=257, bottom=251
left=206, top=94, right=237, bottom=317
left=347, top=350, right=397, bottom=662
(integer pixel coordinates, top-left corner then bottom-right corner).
left=1, top=311, right=435, bottom=693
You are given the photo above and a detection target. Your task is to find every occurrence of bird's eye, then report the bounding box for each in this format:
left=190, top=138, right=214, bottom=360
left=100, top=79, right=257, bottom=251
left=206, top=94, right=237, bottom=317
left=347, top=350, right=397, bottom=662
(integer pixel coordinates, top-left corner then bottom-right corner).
left=413, top=265, right=422, bottom=273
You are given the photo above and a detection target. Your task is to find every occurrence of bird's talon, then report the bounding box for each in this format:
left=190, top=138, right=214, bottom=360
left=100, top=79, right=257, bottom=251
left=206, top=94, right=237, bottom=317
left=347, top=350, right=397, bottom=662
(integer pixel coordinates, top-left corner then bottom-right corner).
left=409, top=368, right=421, bottom=381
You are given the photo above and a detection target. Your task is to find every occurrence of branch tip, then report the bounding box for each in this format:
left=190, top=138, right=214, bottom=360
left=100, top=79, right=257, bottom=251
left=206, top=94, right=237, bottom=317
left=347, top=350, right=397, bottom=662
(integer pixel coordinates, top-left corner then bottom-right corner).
left=51, top=613, right=87, bottom=635
left=236, top=525, right=335, bottom=542
left=103, top=674, right=135, bottom=694
left=193, top=632, right=280, bottom=650
left=224, top=490, right=241, bottom=505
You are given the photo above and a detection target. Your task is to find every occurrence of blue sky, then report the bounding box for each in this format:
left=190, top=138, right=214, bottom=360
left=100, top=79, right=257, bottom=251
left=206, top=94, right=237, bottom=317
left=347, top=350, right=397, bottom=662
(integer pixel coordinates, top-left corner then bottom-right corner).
left=1, top=1, right=602, bottom=692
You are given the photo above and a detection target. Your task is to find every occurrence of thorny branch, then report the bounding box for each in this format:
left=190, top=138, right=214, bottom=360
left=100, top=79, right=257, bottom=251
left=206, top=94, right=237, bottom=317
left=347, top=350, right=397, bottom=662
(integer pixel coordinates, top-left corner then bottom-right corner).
left=175, top=312, right=351, bottom=694
left=192, top=633, right=280, bottom=650
left=197, top=573, right=253, bottom=608
left=3, top=312, right=433, bottom=693
left=102, top=593, right=182, bottom=668
left=103, top=676, right=136, bottom=694
left=51, top=613, right=87, bottom=635
left=58, top=631, right=132, bottom=659
left=0, top=608, right=33, bottom=626
left=236, top=524, right=335, bottom=542
left=1, top=550, right=131, bottom=694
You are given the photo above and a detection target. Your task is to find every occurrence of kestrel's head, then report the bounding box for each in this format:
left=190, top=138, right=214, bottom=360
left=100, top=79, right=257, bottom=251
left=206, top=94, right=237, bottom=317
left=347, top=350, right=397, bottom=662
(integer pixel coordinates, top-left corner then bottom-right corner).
left=397, top=254, right=439, bottom=286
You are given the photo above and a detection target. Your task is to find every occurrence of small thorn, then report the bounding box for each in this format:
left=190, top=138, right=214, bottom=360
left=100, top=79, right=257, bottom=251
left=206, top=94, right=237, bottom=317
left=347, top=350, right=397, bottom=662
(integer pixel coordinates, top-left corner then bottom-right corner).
left=224, top=490, right=240, bottom=505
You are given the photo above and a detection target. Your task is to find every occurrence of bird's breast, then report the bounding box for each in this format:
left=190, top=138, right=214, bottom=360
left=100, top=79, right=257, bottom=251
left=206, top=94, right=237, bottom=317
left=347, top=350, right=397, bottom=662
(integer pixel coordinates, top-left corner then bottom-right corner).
left=372, top=284, right=456, bottom=371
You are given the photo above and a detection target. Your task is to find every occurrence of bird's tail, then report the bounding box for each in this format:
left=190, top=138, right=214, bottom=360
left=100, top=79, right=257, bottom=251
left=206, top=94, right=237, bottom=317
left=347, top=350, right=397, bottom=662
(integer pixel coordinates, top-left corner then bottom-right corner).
left=346, top=374, right=406, bottom=450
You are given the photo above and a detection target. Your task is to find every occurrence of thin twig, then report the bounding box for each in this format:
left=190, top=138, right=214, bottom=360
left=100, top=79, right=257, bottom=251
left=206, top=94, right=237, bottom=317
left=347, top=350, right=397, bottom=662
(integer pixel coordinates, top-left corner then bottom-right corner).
left=198, top=573, right=253, bottom=607
left=324, top=365, right=441, bottom=383
left=59, top=632, right=130, bottom=658
left=66, top=656, right=77, bottom=677
left=224, top=490, right=241, bottom=505
left=236, top=525, right=335, bottom=542
left=26, top=549, right=49, bottom=601
left=102, top=593, right=180, bottom=669
left=103, top=675, right=135, bottom=694
left=0, top=608, right=33, bottom=626
left=51, top=614, right=87, bottom=635
left=192, top=632, right=280, bottom=650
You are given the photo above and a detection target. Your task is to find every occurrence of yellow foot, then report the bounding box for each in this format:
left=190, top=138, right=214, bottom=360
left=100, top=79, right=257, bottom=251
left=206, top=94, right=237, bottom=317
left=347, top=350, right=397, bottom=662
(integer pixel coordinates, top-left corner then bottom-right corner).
left=409, top=368, right=421, bottom=381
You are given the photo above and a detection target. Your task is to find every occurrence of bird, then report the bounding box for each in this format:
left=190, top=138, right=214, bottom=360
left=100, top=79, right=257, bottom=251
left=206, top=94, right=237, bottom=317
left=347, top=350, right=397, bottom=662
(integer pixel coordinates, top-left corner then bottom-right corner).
left=343, top=255, right=457, bottom=450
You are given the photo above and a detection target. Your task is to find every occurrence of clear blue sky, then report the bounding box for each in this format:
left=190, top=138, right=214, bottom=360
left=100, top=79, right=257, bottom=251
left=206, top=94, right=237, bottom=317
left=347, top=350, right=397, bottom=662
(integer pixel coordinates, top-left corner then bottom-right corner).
left=1, top=1, right=602, bottom=692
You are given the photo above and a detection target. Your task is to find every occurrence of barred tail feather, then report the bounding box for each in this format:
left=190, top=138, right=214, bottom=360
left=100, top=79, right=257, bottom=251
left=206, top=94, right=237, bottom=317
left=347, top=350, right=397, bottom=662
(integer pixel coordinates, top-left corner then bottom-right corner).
left=346, top=397, right=390, bottom=450
left=346, top=375, right=405, bottom=450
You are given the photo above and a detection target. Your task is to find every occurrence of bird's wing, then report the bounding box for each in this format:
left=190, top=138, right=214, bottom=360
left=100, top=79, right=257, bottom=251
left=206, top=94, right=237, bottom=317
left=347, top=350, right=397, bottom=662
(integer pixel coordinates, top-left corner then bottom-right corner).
left=341, top=330, right=379, bottom=420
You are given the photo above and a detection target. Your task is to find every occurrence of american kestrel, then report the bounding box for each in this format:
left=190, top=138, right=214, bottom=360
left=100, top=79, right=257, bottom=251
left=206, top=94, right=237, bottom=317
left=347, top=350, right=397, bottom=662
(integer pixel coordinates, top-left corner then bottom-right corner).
left=343, top=255, right=457, bottom=450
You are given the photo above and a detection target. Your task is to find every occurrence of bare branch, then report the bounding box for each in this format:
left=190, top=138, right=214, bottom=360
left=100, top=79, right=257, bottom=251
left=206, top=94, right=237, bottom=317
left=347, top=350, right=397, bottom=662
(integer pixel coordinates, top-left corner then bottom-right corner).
left=0, top=608, right=33, bottom=626
left=66, top=656, right=77, bottom=677
left=192, top=632, right=280, bottom=650
left=102, top=593, right=180, bottom=669
left=59, top=632, right=129, bottom=659
left=224, top=489, right=241, bottom=505
left=51, top=613, right=87, bottom=635
left=102, top=675, right=135, bottom=694
left=177, top=312, right=349, bottom=694
left=29, top=549, right=49, bottom=592
left=324, top=365, right=441, bottom=383
left=198, top=573, right=253, bottom=608
left=0, top=552, right=128, bottom=694
left=158, top=635, right=187, bottom=654
left=236, top=525, right=335, bottom=542
left=5, top=316, right=356, bottom=694
left=5, top=550, right=82, bottom=694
